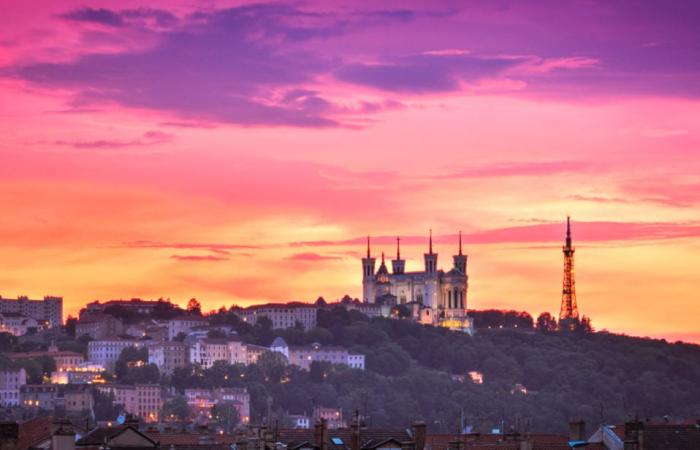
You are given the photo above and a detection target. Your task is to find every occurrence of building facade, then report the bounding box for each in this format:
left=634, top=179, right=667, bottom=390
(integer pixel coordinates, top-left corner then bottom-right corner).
left=235, top=303, right=317, bottom=330
left=0, top=295, right=62, bottom=328
left=147, top=341, right=188, bottom=375
left=87, top=338, right=144, bottom=369
left=165, top=316, right=210, bottom=341
left=271, top=338, right=365, bottom=371
left=0, top=368, right=26, bottom=407
left=76, top=314, right=124, bottom=340
left=362, top=233, right=472, bottom=332
left=0, top=313, right=39, bottom=336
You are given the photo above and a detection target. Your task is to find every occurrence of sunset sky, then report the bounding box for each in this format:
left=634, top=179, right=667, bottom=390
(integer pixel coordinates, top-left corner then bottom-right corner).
left=1, top=1, right=699, bottom=343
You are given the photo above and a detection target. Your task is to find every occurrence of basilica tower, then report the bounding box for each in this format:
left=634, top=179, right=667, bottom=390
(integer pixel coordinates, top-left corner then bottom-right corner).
left=424, top=230, right=438, bottom=273
left=391, top=237, right=406, bottom=274
left=453, top=231, right=467, bottom=274
left=361, top=236, right=376, bottom=302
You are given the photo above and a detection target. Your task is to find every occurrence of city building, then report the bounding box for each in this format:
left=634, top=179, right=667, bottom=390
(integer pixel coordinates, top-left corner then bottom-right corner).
left=362, top=233, right=472, bottom=332
left=0, top=367, right=26, bottom=407
left=50, top=362, right=105, bottom=385
left=147, top=341, right=188, bottom=375
left=188, top=337, right=232, bottom=368
left=75, top=314, right=124, bottom=340
left=98, top=384, right=162, bottom=422
left=87, top=338, right=144, bottom=369
left=271, top=338, right=365, bottom=371
left=165, top=316, right=210, bottom=341
left=0, top=295, right=63, bottom=328
left=234, top=302, right=317, bottom=331
left=312, top=406, right=346, bottom=429
left=184, top=387, right=250, bottom=424
left=7, top=343, right=84, bottom=371
left=0, top=312, right=39, bottom=336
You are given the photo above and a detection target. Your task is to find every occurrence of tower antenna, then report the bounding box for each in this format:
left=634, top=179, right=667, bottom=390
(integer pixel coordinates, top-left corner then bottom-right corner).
left=559, top=216, right=579, bottom=329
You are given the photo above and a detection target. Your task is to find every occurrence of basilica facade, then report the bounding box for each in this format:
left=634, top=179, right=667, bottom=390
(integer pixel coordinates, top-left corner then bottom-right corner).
left=362, top=232, right=472, bottom=332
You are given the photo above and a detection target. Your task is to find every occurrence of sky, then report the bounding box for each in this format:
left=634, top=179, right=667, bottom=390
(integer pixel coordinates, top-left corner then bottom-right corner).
left=0, top=0, right=699, bottom=343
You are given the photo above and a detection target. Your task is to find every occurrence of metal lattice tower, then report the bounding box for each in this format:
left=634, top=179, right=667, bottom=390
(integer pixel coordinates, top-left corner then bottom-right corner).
left=559, top=216, right=579, bottom=326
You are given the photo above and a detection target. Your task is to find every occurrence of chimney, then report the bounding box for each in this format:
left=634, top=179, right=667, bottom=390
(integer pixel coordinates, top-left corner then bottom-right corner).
left=351, top=411, right=361, bottom=450
left=569, top=420, right=586, bottom=442
left=314, top=419, right=328, bottom=450
left=623, top=421, right=643, bottom=450
left=448, top=439, right=464, bottom=450
left=518, top=440, right=533, bottom=450
left=412, top=422, right=426, bottom=450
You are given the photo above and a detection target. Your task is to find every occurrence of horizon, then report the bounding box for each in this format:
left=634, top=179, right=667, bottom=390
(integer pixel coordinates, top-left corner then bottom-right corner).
left=1, top=1, right=700, bottom=345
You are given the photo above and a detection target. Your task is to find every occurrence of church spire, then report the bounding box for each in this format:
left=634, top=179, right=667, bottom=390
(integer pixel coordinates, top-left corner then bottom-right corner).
left=458, top=230, right=463, bottom=256
left=381, top=251, right=385, bottom=264
left=429, top=229, right=433, bottom=254
left=366, top=235, right=371, bottom=258
left=396, top=236, right=401, bottom=260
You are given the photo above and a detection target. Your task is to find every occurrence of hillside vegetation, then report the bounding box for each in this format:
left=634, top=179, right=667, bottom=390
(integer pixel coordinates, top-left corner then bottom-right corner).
left=187, top=306, right=700, bottom=433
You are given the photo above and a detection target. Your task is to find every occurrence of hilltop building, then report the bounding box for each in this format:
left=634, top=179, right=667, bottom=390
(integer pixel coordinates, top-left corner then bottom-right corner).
left=362, top=232, right=472, bottom=332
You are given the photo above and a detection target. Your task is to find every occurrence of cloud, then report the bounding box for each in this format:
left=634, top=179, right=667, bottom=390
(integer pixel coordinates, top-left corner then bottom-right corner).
left=620, top=181, right=700, bottom=207
left=124, top=240, right=259, bottom=255
left=641, top=128, right=689, bottom=138
left=286, top=252, right=342, bottom=262
left=61, top=8, right=125, bottom=27
left=440, top=160, right=593, bottom=179
left=60, top=7, right=178, bottom=29
left=336, top=53, right=527, bottom=93
left=291, top=221, right=700, bottom=248
left=54, top=131, right=174, bottom=149
left=170, top=254, right=229, bottom=262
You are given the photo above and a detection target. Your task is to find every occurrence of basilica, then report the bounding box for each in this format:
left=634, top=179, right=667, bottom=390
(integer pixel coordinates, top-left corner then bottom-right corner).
left=362, top=232, right=473, bottom=333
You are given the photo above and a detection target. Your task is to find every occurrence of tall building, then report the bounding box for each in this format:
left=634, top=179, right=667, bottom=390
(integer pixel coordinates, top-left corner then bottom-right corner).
left=362, top=231, right=471, bottom=331
left=559, top=216, right=580, bottom=330
left=0, top=295, right=62, bottom=328
left=0, top=368, right=26, bottom=407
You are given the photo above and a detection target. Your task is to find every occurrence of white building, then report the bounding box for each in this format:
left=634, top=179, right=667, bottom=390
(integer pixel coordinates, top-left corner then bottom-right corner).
left=0, top=295, right=62, bottom=328
left=0, top=312, right=39, bottom=336
left=270, top=338, right=365, bottom=371
left=189, top=338, right=232, bottom=368
left=0, top=367, right=26, bottom=407
left=235, top=302, right=317, bottom=331
left=165, top=316, right=210, bottom=340
left=87, top=338, right=144, bottom=369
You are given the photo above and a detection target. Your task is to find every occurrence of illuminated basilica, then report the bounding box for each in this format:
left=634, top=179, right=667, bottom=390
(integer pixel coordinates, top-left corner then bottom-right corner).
left=362, top=232, right=473, bottom=333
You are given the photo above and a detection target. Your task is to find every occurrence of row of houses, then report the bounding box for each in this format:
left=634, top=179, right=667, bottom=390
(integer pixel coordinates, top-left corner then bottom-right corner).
left=85, top=335, right=366, bottom=374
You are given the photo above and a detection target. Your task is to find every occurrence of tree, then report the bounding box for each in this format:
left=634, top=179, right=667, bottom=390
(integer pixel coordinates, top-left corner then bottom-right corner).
left=115, top=346, right=148, bottom=379
left=64, top=316, right=77, bottom=337
left=257, top=351, right=288, bottom=383
left=163, top=395, right=190, bottom=421
left=187, top=298, right=202, bottom=316
left=211, top=401, right=240, bottom=431
left=536, top=312, right=558, bottom=333
left=93, top=389, right=122, bottom=421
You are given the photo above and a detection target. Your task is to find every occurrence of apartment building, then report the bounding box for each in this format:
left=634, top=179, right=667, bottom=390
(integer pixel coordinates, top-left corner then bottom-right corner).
left=88, top=338, right=144, bottom=369
left=0, top=295, right=63, bottom=328
left=234, top=302, right=317, bottom=331
left=147, top=341, right=188, bottom=375
left=0, top=368, right=26, bottom=407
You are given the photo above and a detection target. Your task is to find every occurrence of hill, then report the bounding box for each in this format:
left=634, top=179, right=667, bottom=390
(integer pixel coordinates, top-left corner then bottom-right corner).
left=197, top=305, right=700, bottom=434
